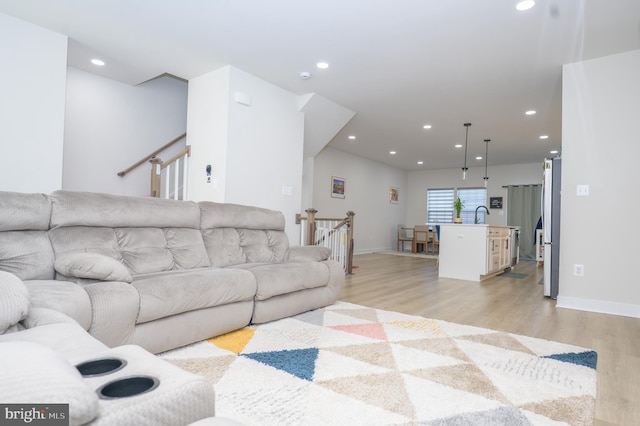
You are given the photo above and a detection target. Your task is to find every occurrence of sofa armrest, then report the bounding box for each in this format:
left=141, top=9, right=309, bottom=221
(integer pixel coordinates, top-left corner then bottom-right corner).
left=22, top=307, right=78, bottom=328
left=0, top=271, right=30, bottom=334
left=286, top=245, right=332, bottom=262
left=83, top=281, right=140, bottom=347
left=24, top=280, right=93, bottom=330
left=54, top=252, right=132, bottom=283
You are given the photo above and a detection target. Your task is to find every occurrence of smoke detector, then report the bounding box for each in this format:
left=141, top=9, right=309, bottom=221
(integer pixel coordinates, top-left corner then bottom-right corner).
left=300, top=72, right=311, bottom=80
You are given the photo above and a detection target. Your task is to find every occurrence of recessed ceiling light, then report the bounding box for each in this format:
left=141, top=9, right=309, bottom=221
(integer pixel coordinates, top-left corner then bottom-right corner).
left=539, top=135, right=549, bottom=139
left=348, top=135, right=356, bottom=140
left=316, top=62, right=329, bottom=69
left=455, top=144, right=463, bottom=148
left=550, top=150, right=559, bottom=154
left=91, top=59, right=105, bottom=66
left=525, top=110, right=536, bottom=115
left=423, top=124, right=432, bottom=129
left=476, top=156, right=483, bottom=160
left=516, top=1, right=535, bottom=11
left=389, top=151, right=396, bottom=155
left=417, top=161, right=424, bottom=165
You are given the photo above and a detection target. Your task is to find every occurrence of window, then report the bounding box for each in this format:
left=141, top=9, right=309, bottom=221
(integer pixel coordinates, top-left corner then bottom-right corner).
left=458, top=188, right=488, bottom=224
left=427, top=189, right=454, bottom=223
left=427, top=187, right=487, bottom=224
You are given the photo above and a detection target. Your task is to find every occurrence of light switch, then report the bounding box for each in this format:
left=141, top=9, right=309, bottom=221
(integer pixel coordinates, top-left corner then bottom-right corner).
left=282, top=186, right=293, bottom=196
left=576, top=184, right=589, bottom=196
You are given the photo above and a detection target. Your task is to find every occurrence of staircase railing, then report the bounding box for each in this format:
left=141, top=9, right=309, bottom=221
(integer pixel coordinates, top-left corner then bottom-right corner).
left=296, top=208, right=355, bottom=274
left=117, top=133, right=190, bottom=199
left=150, top=145, right=191, bottom=200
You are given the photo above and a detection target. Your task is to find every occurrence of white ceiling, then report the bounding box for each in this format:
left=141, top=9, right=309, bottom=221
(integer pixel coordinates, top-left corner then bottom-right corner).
left=2, top=0, right=639, bottom=171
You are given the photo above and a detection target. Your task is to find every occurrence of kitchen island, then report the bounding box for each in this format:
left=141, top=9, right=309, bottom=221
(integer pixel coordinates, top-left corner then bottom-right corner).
left=438, top=224, right=519, bottom=281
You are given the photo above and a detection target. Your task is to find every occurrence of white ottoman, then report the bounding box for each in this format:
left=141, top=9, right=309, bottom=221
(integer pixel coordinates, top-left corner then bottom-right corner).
left=77, top=345, right=215, bottom=425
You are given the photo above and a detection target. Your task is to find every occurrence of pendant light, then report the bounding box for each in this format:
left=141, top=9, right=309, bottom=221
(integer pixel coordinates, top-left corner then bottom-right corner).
left=483, top=139, right=491, bottom=187
left=461, top=123, right=471, bottom=180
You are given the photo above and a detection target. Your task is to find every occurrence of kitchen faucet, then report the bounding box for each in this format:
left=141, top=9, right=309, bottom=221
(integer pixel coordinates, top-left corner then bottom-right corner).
left=475, top=206, right=490, bottom=224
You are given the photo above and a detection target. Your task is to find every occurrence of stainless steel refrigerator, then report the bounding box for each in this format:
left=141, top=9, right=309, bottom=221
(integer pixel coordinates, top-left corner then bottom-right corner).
left=542, top=157, right=561, bottom=299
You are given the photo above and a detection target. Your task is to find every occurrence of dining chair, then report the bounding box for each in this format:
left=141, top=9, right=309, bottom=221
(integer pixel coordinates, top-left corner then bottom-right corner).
left=397, top=225, right=414, bottom=251
left=413, top=225, right=429, bottom=253
left=429, top=225, right=440, bottom=255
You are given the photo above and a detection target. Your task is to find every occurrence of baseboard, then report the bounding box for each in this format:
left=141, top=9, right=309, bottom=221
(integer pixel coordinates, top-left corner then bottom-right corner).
left=556, top=295, right=640, bottom=318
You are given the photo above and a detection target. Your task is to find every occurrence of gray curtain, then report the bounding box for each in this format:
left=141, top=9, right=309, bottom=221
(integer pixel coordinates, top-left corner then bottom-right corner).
left=506, top=184, right=541, bottom=260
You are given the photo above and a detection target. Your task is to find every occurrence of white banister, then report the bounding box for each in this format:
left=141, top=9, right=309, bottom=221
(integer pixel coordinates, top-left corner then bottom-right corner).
left=297, top=209, right=355, bottom=274
left=158, top=147, right=190, bottom=200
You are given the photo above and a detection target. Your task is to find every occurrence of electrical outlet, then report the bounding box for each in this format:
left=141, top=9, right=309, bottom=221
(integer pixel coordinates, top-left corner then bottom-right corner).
left=573, top=264, right=584, bottom=276
left=576, top=184, right=589, bottom=196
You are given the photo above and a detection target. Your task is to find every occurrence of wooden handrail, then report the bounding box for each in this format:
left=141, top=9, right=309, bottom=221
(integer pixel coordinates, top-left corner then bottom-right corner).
left=117, top=133, right=186, bottom=177
left=160, top=146, right=191, bottom=170
left=297, top=209, right=355, bottom=274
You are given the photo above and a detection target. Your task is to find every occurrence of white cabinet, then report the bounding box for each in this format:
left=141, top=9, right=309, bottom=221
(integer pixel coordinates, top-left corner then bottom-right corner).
left=439, top=224, right=516, bottom=282
left=486, top=227, right=511, bottom=274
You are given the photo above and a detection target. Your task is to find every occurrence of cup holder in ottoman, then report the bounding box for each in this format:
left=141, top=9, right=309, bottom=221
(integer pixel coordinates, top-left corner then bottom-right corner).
left=97, top=375, right=160, bottom=400
left=76, top=358, right=127, bottom=377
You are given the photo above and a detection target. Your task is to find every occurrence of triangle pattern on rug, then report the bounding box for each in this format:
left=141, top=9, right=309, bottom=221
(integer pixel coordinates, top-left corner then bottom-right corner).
left=326, top=342, right=398, bottom=369
left=242, top=348, right=319, bottom=381
left=520, top=394, right=596, bottom=425
left=397, top=337, right=472, bottom=363
left=330, top=322, right=388, bottom=341
left=166, top=355, right=236, bottom=384
left=208, top=328, right=255, bottom=354
left=387, top=318, right=448, bottom=336
left=409, top=363, right=510, bottom=405
left=319, top=371, right=416, bottom=418
left=544, top=350, right=598, bottom=369
left=330, top=307, right=380, bottom=322
left=459, top=331, right=537, bottom=355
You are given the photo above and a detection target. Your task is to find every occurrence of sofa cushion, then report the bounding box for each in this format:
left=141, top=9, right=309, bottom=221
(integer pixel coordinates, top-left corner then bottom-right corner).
left=49, top=226, right=211, bottom=276
left=116, top=228, right=211, bottom=274
left=0, top=341, right=99, bottom=425
left=247, top=262, right=331, bottom=301
left=50, top=190, right=201, bottom=228
left=132, top=268, right=257, bottom=324
left=0, top=271, right=30, bottom=334
left=0, top=231, right=55, bottom=280
left=201, top=228, right=289, bottom=267
left=49, top=226, right=122, bottom=259
left=0, top=191, right=50, bottom=232
left=201, top=228, right=246, bottom=267
left=55, top=253, right=133, bottom=282
left=199, top=201, right=285, bottom=230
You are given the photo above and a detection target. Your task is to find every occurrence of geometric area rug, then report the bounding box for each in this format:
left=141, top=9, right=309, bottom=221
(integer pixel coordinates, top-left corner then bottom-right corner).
left=159, top=301, right=597, bottom=426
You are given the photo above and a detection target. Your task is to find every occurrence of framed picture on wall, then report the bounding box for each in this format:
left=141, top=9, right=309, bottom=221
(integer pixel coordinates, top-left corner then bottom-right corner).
left=389, top=187, right=399, bottom=204
left=331, top=176, right=346, bottom=199
left=490, top=196, right=503, bottom=209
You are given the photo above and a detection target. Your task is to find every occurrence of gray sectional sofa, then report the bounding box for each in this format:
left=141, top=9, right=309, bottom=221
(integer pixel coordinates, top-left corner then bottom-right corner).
left=0, top=190, right=345, bottom=425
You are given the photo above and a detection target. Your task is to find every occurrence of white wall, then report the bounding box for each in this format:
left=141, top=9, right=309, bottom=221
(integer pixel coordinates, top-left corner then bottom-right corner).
left=0, top=12, right=67, bottom=193
left=186, top=66, right=231, bottom=203
left=226, top=67, right=305, bottom=241
left=187, top=66, right=305, bottom=242
left=313, top=147, right=408, bottom=253
left=64, top=68, right=188, bottom=196
left=406, top=163, right=542, bottom=226
left=559, top=49, right=640, bottom=317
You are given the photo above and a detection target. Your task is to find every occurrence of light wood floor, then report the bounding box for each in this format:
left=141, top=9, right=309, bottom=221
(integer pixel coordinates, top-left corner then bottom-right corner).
left=338, top=253, right=640, bottom=426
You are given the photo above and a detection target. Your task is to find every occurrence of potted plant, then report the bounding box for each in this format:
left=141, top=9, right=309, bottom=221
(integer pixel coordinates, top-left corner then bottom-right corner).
left=454, top=197, right=464, bottom=223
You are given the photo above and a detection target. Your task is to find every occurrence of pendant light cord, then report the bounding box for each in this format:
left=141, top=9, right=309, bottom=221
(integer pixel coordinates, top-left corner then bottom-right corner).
left=462, top=123, right=471, bottom=177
